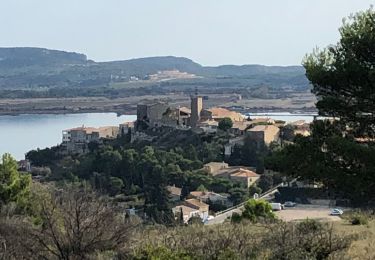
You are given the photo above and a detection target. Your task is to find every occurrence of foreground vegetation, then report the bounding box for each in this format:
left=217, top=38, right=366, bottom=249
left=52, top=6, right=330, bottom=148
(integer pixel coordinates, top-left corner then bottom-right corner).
left=2, top=153, right=373, bottom=259
left=1, top=179, right=374, bottom=259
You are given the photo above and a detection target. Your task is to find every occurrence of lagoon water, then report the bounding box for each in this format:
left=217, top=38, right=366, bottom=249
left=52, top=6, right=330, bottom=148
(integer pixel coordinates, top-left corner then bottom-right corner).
left=0, top=113, right=136, bottom=160
left=248, top=112, right=316, bottom=123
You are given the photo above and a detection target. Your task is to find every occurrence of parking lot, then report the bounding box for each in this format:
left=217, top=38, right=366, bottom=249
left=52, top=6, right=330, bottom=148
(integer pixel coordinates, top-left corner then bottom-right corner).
left=275, top=205, right=344, bottom=222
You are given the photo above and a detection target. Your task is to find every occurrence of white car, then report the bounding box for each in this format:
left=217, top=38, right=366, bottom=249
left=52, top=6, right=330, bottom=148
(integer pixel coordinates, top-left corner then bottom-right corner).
left=271, top=203, right=283, bottom=211
left=284, top=201, right=297, bottom=207
left=330, top=209, right=343, bottom=216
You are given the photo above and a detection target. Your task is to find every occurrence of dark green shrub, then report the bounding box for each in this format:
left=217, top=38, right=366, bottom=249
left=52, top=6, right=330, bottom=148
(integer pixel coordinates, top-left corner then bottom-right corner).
left=242, top=199, right=275, bottom=223
left=231, top=212, right=242, bottom=223
left=351, top=214, right=369, bottom=225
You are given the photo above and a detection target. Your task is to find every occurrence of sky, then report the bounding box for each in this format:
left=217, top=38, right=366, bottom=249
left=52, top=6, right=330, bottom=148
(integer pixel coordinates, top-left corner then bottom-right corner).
left=0, top=1, right=373, bottom=66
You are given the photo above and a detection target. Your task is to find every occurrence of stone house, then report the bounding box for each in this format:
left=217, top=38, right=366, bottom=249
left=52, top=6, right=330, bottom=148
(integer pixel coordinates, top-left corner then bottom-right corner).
left=189, top=191, right=232, bottom=207
left=183, top=198, right=209, bottom=221
left=203, top=162, right=229, bottom=175
left=172, top=205, right=200, bottom=224
left=229, top=168, right=260, bottom=188
left=203, top=163, right=260, bottom=188
left=200, top=107, right=243, bottom=122
left=167, top=185, right=182, bottom=202
left=137, top=102, right=169, bottom=127
left=229, top=121, right=253, bottom=136
left=62, top=126, right=119, bottom=154
left=246, top=125, right=280, bottom=148
left=119, top=121, right=134, bottom=136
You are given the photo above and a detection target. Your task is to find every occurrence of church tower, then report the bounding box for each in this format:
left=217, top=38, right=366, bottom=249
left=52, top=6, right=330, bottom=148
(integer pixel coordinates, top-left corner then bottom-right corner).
left=190, top=87, right=203, bottom=128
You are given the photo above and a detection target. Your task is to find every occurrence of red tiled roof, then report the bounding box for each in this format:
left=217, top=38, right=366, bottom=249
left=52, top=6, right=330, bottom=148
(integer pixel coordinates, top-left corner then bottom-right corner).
left=230, top=168, right=259, bottom=178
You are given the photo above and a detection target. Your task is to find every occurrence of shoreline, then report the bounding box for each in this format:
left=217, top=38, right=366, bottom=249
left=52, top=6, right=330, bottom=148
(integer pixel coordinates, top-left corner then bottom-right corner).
left=0, top=94, right=317, bottom=117
left=0, top=107, right=317, bottom=117
left=0, top=109, right=136, bottom=117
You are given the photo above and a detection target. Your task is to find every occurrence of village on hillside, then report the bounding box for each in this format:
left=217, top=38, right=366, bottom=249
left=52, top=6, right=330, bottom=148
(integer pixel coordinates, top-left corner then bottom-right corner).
left=15, top=91, right=319, bottom=224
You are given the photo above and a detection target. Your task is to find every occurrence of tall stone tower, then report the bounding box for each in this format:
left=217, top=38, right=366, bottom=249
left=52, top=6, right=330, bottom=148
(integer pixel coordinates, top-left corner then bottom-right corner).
left=190, top=88, right=203, bottom=128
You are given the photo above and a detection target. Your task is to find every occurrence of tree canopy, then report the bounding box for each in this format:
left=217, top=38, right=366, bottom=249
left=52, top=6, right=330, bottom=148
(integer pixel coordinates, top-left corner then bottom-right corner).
left=0, top=153, right=31, bottom=209
left=303, top=7, right=375, bottom=137
left=267, top=8, right=375, bottom=205
left=218, top=117, right=233, bottom=131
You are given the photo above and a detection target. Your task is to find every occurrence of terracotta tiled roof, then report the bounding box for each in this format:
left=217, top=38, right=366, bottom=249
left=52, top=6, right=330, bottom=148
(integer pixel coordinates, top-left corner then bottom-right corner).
left=230, top=168, right=259, bottom=178
left=67, top=127, right=99, bottom=134
left=248, top=125, right=279, bottom=132
left=190, top=191, right=209, bottom=198
left=231, top=121, right=252, bottom=131
left=207, top=107, right=243, bottom=121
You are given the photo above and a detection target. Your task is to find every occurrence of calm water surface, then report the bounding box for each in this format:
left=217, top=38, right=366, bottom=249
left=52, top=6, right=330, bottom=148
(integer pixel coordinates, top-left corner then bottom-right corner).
left=0, top=113, right=136, bottom=160
left=248, top=112, right=316, bottom=123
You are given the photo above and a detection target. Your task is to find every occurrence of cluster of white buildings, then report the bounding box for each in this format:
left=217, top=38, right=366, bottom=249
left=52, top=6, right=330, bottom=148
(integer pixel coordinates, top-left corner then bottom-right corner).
left=61, top=122, right=134, bottom=154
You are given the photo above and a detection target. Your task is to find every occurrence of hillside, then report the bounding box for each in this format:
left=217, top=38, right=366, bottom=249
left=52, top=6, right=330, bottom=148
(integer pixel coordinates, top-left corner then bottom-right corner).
left=0, top=47, right=88, bottom=68
left=0, top=47, right=309, bottom=98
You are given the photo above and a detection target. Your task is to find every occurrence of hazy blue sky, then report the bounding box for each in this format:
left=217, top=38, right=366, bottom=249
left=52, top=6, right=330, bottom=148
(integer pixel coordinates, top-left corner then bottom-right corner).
left=1, top=1, right=373, bottom=66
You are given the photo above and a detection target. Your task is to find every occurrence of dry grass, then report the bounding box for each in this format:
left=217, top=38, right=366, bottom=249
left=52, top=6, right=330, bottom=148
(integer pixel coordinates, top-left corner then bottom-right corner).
left=333, top=218, right=375, bottom=259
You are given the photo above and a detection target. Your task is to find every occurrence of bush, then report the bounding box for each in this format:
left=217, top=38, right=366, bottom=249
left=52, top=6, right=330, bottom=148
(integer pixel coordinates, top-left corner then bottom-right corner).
left=132, top=246, right=191, bottom=260
left=263, top=219, right=354, bottom=259
left=242, top=199, right=275, bottom=223
left=351, top=214, right=369, bottom=225
left=188, top=216, right=203, bottom=225
left=231, top=212, right=242, bottom=223
left=125, top=220, right=355, bottom=259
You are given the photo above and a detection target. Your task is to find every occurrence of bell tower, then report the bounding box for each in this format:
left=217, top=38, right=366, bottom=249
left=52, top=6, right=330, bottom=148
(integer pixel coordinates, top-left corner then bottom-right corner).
left=190, top=87, right=203, bottom=128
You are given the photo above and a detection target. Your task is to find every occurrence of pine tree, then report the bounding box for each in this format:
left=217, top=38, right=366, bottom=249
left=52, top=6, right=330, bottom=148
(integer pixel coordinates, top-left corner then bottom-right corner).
left=0, top=153, right=31, bottom=208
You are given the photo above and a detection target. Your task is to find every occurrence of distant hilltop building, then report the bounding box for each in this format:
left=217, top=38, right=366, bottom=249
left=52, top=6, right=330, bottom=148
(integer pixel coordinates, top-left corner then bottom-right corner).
left=136, top=90, right=243, bottom=130
left=137, top=102, right=170, bottom=127
left=137, top=102, right=191, bottom=128
left=148, top=70, right=198, bottom=81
